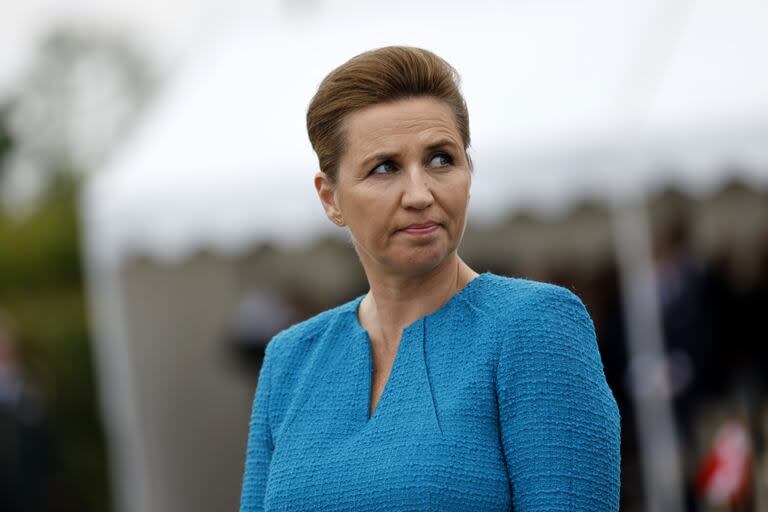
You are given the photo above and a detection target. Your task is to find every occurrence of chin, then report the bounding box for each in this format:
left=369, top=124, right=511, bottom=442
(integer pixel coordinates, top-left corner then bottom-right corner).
left=389, top=247, right=454, bottom=275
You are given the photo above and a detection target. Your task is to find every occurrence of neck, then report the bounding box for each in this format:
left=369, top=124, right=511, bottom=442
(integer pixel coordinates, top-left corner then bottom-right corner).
left=358, top=254, right=478, bottom=351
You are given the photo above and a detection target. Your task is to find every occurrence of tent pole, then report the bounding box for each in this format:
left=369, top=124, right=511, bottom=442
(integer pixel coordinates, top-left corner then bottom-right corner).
left=611, top=1, right=695, bottom=508
left=80, top=188, right=152, bottom=512
left=612, top=194, right=685, bottom=512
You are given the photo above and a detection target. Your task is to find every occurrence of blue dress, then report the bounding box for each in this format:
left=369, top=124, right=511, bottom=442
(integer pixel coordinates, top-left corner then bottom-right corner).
left=240, top=272, right=621, bottom=511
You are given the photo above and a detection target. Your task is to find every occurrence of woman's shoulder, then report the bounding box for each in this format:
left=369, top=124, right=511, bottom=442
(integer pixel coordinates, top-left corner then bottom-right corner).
left=476, top=273, right=600, bottom=366
left=470, top=272, right=589, bottom=323
left=263, top=295, right=361, bottom=364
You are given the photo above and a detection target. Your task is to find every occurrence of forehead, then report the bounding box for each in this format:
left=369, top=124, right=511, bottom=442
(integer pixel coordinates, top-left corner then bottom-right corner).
left=342, top=97, right=463, bottom=156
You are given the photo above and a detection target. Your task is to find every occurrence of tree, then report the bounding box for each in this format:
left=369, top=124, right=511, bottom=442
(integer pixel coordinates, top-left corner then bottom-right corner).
left=0, top=25, right=153, bottom=216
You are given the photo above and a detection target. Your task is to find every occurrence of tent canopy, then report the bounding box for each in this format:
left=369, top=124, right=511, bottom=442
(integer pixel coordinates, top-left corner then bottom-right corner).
left=84, top=0, right=768, bottom=268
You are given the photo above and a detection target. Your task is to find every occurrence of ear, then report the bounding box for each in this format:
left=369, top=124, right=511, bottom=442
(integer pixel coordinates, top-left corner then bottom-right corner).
left=314, top=171, right=345, bottom=226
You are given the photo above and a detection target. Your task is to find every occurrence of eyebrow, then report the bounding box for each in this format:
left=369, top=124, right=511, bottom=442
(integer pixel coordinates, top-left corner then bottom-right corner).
left=360, top=151, right=400, bottom=171
left=359, top=139, right=462, bottom=170
left=425, top=139, right=461, bottom=153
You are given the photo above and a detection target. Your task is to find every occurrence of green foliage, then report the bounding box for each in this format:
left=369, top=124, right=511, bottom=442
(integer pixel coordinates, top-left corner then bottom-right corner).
left=0, top=175, right=110, bottom=511
left=0, top=174, right=82, bottom=292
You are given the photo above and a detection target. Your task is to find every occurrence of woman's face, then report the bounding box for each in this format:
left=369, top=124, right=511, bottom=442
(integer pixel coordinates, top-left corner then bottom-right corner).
left=315, top=97, right=472, bottom=277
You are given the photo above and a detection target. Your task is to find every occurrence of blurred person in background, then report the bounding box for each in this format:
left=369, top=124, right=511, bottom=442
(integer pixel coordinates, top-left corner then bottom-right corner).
left=239, top=46, right=621, bottom=511
left=0, top=314, right=56, bottom=512
left=652, top=217, right=715, bottom=512
left=708, top=230, right=768, bottom=412
left=652, top=217, right=714, bottom=442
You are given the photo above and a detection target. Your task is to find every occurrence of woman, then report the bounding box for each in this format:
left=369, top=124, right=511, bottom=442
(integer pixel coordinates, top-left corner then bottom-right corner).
left=240, top=46, right=621, bottom=511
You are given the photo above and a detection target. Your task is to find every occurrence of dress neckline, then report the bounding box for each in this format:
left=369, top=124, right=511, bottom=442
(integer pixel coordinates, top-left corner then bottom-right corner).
left=348, top=271, right=491, bottom=336
left=347, top=272, right=491, bottom=422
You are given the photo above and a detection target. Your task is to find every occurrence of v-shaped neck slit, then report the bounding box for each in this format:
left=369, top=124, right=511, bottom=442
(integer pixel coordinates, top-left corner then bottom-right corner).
left=350, top=273, right=488, bottom=424
left=364, top=327, right=409, bottom=422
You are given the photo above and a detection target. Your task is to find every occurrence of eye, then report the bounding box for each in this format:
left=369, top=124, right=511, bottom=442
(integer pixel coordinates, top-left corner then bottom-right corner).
left=370, top=160, right=397, bottom=175
left=428, top=153, right=453, bottom=168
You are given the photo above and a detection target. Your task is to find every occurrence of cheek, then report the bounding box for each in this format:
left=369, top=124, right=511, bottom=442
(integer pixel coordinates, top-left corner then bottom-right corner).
left=348, top=212, right=389, bottom=246
left=445, top=178, right=471, bottom=216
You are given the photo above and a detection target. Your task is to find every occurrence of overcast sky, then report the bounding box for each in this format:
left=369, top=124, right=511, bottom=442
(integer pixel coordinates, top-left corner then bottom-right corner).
left=0, top=0, right=271, bottom=96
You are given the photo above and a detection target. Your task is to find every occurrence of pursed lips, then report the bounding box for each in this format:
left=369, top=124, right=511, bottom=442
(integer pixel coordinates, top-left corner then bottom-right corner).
left=398, top=222, right=441, bottom=234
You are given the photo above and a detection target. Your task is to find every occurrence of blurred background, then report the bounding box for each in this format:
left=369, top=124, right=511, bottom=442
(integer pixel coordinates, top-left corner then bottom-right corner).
left=1, top=0, right=767, bottom=511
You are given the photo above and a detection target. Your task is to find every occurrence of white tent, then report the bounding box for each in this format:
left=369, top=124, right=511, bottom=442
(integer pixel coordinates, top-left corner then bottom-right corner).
left=85, top=0, right=768, bottom=268
left=82, top=2, right=768, bottom=511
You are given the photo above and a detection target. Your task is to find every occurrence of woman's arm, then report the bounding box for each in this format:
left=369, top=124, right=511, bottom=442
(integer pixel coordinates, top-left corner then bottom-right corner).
left=240, top=343, right=275, bottom=512
left=496, top=285, right=621, bottom=511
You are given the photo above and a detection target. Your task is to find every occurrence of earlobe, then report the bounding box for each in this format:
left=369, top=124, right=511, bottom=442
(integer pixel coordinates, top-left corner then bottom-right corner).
left=314, top=171, right=344, bottom=226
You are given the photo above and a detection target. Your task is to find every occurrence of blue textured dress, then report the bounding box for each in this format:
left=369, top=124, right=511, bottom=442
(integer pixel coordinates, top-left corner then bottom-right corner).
left=240, top=272, right=621, bottom=511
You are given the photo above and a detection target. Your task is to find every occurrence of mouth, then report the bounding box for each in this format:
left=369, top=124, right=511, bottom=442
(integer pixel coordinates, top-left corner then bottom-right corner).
left=400, top=222, right=440, bottom=236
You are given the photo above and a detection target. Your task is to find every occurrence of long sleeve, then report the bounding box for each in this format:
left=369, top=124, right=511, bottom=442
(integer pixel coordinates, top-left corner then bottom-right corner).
left=240, top=343, right=275, bottom=512
left=496, top=285, right=621, bottom=511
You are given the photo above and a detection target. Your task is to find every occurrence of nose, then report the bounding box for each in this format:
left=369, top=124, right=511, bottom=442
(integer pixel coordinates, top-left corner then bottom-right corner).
left=401, top=166, right=434, bottom=210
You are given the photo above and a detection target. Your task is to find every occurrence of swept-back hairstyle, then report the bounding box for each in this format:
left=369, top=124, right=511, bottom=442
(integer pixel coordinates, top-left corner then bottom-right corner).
left=306, top=46, right=471, bottom=182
